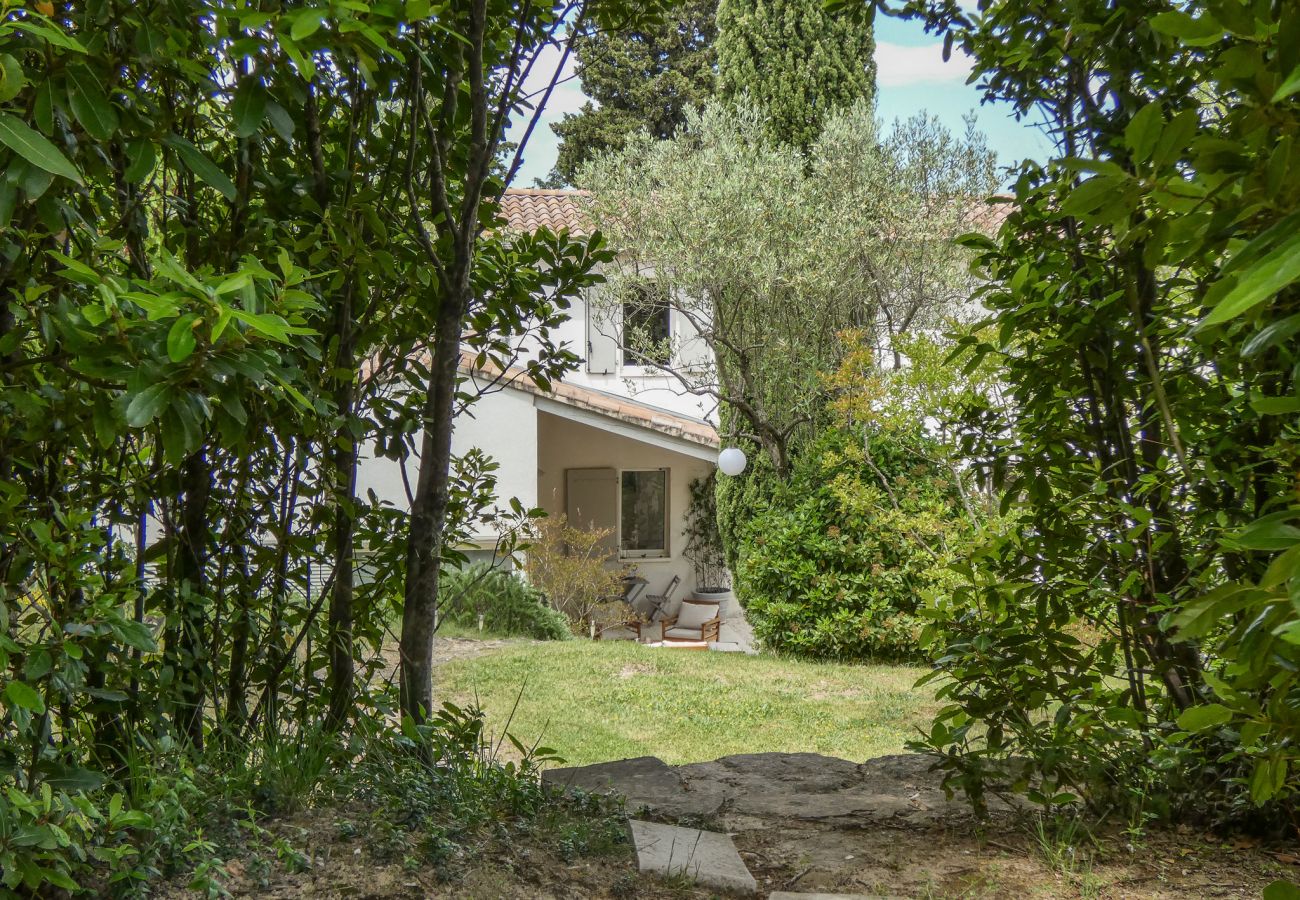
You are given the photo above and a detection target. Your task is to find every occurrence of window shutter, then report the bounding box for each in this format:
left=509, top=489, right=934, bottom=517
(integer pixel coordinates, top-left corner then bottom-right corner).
left=585, top=291, right=619, bottom=375
left=565, top=467, right=618, bottom=557
left=675, top=307, right=712, bottom=371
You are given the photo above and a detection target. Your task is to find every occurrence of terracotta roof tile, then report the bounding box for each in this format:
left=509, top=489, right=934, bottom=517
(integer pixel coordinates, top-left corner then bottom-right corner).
left=501, top=187, right=1014, bottom=238
left=500, top=188, right=591, bottom=235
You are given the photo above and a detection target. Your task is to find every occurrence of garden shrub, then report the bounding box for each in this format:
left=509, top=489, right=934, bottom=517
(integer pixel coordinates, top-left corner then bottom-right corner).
left=523, top=515, right=626, bottom=628
left=440, top=563, right=572, bottom=640
left=736, top=428, right=977, bottom=662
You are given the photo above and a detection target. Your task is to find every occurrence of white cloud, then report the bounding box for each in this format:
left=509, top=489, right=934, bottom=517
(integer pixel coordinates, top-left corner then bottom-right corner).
left=874, top=41, right=974, bottom=88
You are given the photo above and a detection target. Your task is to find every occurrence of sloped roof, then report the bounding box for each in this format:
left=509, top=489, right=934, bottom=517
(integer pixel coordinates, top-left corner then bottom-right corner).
left=500, top=188, right=591, bottom=234
left=459, top=352, right=718, bottom=450
left=500, top=187, right=1015, bottom=238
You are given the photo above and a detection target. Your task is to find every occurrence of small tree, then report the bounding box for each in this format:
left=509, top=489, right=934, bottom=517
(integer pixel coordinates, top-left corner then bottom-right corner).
left=549, top=0, right=718, bottom=186
left=523, top=515, right=626, bottom=630
left=716, top=0, right=876, bottom=150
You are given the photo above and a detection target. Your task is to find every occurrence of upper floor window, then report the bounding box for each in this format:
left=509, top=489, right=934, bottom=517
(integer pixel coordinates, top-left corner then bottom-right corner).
left=622, top=282, right=672, bottom=367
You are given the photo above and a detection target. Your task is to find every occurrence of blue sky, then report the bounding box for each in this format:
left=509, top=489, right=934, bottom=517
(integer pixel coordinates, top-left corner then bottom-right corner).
left=508, top=14, right=1056, bottom=187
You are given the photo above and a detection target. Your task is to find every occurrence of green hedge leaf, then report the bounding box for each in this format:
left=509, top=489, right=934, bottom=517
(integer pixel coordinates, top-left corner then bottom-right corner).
left=0, top=113, right=82, bottom=184
left=1175, top=703, right=1233, bottom=731
left=4, top=680, right=45, bottom=714
left=165, top=134, right=236, bottom=201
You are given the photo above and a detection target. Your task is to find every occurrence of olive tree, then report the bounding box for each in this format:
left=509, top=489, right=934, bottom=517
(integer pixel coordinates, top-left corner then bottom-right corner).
left=581, top=101, right=997, bottom=477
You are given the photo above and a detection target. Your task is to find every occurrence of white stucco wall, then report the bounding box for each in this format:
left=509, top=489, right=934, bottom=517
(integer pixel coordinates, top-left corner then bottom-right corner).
left=514, top=285, right=717, bottom=423
left=536, top=409, right=714, bottom=605
left=355, top=378, right=539, bottom=543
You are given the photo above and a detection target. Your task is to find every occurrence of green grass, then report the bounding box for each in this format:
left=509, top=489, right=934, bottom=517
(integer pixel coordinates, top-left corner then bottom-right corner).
left=439, top=641, right=939, bottom=767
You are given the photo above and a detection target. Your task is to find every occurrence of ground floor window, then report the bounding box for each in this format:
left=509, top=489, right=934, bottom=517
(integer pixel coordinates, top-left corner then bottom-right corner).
left=620, top=468, right=668, bottom=558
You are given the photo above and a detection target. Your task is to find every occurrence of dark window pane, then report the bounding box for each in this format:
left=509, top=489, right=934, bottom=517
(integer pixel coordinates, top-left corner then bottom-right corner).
left=621, top=470, right=667, bottom=554
left=623, top=283, right=671, bottom=366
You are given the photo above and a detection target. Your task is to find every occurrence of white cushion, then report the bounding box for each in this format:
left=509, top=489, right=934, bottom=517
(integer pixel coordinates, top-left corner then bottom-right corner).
left=675, top=601, right=716, bottom=630
left=665, top=626, right=707, bottom=640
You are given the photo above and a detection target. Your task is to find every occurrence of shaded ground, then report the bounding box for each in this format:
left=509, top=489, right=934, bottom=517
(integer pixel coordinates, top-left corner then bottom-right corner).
left=165, top=640, right=1293, bottom=898
left=546, top=751, right=1292, bottom=899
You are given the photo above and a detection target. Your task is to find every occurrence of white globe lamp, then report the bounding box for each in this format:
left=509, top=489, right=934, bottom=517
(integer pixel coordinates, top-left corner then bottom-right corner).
left=718, top=447, right=747, bottom=477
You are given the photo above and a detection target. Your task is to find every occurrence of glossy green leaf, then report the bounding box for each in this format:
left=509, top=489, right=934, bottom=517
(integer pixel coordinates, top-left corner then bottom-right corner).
left=0, top=113, right=82, bottom=185
left=1242, top=314, right=1300, bottom=357
left=1150, top=11, right=1223, bottom=45
left=165, top=134, right=236, bottom=201
left=1251, top=395, right=1300, bottom=415
left=1124, top=102, right=1163, bottom=163
left=1201, top=226, right=1300, bottom=326
left=66, top=65, right=119, bottom=140
left=1234, top=515, right=1300, bottom=551
left=167, top=314, right=199, bottom=362
left=1264, top=880, right=1300, bottom=900
left=265, top=100, right=295, bottom=140
left=231, top=80, right=267, bottom=138
left=1059, top=176, right=1119, bottom=218
left=290, top=8, right=328, bottom=41
left=124, top=383, right=170, bottom=427
left=124, top=140, right=156, bottom=183
left=10, top=20, right=88, bottom=53
left=1175, top=703, right=1233, bottom=731
left=0, top=53, right=25, bottom=103
left=1273, top=64, right=1300, bottom=103
left=4, top=680, right=45, bottom=714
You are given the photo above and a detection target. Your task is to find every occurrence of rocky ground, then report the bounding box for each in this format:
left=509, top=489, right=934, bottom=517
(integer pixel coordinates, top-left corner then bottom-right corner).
left=172, top=750, right=1293, bottom=899
left=545, top=751, right=1293, bottom=898
left=163, top=638, right=1295, bottom=897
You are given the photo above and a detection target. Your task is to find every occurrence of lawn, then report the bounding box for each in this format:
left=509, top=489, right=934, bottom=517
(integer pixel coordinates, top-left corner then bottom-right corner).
left=439, top=640, right=940, bottom=767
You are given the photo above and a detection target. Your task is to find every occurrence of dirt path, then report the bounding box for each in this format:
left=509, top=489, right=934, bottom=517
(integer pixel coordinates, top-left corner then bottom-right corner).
left=376, top=634, right=533, bottom=681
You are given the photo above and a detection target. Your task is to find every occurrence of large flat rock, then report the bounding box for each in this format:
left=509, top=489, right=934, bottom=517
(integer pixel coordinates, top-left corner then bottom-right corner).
left=767, top=894, right=882, bottom=900
left=543, top=755, right=728, bottom=819
left=547, top=752, right=1015, bottom=830
left=629, top=819, right=757, bottom=895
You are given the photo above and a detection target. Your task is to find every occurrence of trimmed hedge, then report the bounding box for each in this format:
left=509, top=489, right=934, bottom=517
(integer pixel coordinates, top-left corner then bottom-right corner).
left=735, top=428, right=975, bottom=662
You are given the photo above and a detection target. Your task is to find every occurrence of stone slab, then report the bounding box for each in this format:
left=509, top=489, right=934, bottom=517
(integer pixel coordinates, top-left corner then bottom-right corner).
left=629, top=819, right=757, bottom=895
left=768, top=894, right=880, bottom=900
left=543, top=756, right=728, bottom=819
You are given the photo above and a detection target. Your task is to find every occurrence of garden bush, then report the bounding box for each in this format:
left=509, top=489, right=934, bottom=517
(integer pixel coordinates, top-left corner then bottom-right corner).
left=440, top=564, right=572, bottom=641
left=736, top=428, right=977, bottom=662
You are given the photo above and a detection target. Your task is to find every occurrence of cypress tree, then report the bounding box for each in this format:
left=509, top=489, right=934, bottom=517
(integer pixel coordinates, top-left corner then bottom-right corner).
left=716, top=0, right=876, bottom=150
left=548, top=0, right=717, bottom=186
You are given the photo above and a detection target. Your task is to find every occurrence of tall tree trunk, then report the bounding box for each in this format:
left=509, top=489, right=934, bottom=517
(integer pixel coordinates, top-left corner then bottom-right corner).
left=171, top=447, right=211, bottom=748
left=325, top=326, right=359, bottom=730
left=398, top=298, right=466, bottom=723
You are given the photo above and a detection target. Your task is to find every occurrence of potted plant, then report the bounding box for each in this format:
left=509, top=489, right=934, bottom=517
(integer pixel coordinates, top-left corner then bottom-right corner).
left=683, top=473, right=735, bottom=615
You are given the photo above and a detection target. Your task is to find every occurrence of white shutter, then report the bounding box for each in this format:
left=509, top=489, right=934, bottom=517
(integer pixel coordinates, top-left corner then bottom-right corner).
left=585, top=291, right=619, bottom=375
left=674, top=306, right=712, bottom=372
left=565, top=467, right=618, bottom=557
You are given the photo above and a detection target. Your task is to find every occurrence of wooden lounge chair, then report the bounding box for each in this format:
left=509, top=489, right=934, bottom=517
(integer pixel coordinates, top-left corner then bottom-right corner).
left=625, top=575, right=681, bottom=639
left=660, top=599, right=722, bottom=643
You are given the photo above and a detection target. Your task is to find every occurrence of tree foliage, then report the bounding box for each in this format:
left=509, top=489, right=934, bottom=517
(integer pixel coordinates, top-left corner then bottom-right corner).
left=853, top=0, right=1300, bottom=830
left=716, top=0, right=877, bottom=149
left=0, top=0, right=640, bottom=890
left=549, top=0, right=718, bottom=186
left=737, top=427, right=978, bottom=662
left=583, top=101, right=995, bottom=478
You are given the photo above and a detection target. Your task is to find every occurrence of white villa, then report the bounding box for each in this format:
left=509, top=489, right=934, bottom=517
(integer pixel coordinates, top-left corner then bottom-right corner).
left=356, top=188, right=722, bottom=599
